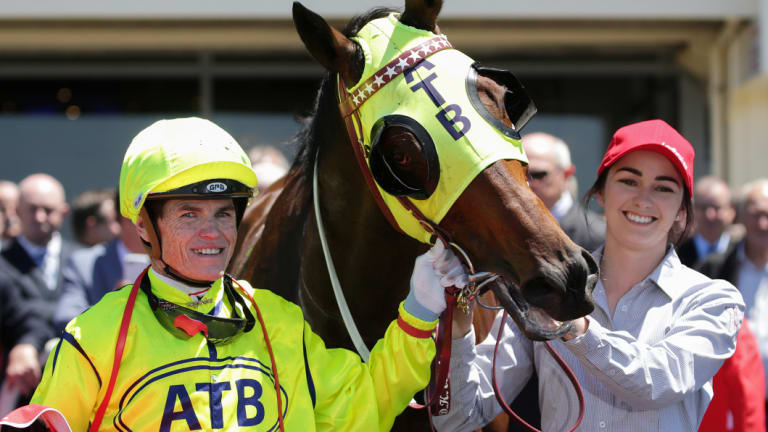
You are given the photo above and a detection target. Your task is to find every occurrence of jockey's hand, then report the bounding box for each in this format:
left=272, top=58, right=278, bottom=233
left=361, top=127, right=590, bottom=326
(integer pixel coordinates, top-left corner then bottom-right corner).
left=6, top=343, right=41, bottom=396
left=404, top=239, right=468, bottom=322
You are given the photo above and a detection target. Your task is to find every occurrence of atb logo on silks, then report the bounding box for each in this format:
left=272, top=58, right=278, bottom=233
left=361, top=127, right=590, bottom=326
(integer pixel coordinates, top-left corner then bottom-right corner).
left=206, top=182, right=228, bottom=193
left=114, top=357, right=288, bottom=431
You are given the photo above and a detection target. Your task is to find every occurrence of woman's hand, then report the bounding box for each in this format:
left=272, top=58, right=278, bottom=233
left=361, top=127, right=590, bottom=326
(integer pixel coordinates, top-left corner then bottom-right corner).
left=561, top=317, right=589, bottom=341
left=452, top=302, right=475, bottom=338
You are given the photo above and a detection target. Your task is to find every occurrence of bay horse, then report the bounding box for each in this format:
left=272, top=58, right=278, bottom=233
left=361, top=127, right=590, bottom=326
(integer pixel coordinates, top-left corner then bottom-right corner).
left=230, top=1, right=598, bottom=429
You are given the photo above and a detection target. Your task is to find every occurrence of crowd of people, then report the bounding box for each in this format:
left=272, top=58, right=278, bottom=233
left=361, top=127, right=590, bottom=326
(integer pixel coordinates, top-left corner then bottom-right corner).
left=0, top=136, right=295, bottom=416
left=0, top=116, right=765, bottom=432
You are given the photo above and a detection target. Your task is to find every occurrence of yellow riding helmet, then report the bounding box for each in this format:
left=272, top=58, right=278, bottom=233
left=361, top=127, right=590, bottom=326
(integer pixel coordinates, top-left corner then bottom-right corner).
left=119, top=117, right=259, bottom=225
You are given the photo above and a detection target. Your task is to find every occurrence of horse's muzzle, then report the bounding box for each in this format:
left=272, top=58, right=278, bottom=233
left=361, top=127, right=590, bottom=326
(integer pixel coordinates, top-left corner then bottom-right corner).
left=493, top=247, right=598, bottom=341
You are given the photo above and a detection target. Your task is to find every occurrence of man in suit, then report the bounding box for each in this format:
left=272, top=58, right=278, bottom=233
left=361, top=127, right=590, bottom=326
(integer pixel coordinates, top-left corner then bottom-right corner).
left=522, top=132, right=605, bottom=251
left=0, top=180, right=21, bottom=246
left=677, top=175, right=740, bottom=267
left=53, top=192, right=148, bottom=331
left=697, top=178, right=768, bottom=429
left=0, top=202, right=7, bottom=251
left=70, top=187, right=120, bottom=247
left=0, top=173, right=77, bottom=400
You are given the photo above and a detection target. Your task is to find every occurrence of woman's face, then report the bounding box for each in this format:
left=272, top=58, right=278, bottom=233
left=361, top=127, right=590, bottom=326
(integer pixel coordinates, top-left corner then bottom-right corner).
left=598, top=150, right=684, bottom=253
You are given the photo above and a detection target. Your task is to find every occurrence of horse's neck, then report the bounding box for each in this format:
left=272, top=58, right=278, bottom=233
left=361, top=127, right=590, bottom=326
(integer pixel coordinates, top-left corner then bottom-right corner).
left=299, top=132, right=424, bottom=348
left=229, top=166, right=313, bottom=303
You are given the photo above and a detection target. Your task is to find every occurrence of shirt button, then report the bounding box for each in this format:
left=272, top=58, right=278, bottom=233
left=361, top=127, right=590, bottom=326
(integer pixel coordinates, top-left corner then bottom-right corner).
left=608, top=369, right=616, bottom=376
left=620, top=305, right=628, bottom=312
left=211, top=374, right=218, bottom=381
left=599, top=421, right=607, bottom=428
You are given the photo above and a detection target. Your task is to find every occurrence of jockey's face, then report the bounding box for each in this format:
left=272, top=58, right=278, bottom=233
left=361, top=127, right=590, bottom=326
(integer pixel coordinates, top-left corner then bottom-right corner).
left=147, top=198, right=237, bottom=282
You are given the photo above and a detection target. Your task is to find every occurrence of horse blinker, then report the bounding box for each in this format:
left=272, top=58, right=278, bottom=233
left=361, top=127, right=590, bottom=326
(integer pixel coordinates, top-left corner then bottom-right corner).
left=369, top=115, right=440, bottom=200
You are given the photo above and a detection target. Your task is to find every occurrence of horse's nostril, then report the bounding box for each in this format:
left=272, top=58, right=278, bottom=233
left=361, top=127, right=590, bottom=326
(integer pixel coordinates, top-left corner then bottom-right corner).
left=581, top=248, right=599, bottom=277
left=556, top=249, right=566, bottom=262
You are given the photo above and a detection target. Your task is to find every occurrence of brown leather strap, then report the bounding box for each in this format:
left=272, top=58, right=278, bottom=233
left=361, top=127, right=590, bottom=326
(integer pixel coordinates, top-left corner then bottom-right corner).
left=492, top=312, right=586, bottom=432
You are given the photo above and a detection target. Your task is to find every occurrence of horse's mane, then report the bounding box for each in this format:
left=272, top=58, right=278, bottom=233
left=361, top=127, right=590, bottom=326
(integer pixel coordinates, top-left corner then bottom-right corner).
left=231, top=8, right=400, bottom=298
left=288, top=7, right=398, bottom=183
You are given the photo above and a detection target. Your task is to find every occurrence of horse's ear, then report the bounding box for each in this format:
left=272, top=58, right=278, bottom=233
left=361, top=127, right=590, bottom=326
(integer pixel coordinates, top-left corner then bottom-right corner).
left=400, top=0, right=443, bottom=33
left=292, top=2, right=363, bottom=86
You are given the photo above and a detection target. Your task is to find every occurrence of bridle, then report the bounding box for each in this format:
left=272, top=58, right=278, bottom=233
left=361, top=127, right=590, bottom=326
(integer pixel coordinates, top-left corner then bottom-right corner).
left=317, top=33, right=586, bottom=431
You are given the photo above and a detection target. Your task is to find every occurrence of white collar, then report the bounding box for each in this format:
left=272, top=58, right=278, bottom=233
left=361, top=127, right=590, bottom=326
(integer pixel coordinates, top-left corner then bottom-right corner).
left=152, top=267, right=213, bottom=296
left=550, top=191, right=574, bottom=222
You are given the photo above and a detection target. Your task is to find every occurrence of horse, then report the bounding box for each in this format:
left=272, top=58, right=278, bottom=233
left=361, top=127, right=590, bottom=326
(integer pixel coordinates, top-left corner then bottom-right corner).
left=229, top=1, right=599, bottom=429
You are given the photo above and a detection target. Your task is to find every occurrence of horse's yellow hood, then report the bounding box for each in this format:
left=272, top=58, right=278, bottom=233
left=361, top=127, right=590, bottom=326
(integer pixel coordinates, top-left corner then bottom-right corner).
left=341, top=14, right=529, bottom=243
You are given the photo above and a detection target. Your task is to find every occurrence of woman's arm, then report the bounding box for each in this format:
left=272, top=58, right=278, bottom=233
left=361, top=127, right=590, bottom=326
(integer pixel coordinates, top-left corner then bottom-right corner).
left=562, top=280, right=744, bottom=410
left=432, top=311, right=535, bottom=431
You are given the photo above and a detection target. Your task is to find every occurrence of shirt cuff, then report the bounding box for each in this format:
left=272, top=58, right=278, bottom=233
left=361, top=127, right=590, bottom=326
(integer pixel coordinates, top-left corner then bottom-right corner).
left=562, top=316, right=604, bottom=355
left=403, top=291, right=440, bottom=322
left=398, top=301, right=438, bottom=338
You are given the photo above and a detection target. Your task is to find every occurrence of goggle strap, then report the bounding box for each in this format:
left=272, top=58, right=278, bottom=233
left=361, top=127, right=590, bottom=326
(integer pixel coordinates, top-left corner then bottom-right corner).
left=224, top=276, right=256, bottom=333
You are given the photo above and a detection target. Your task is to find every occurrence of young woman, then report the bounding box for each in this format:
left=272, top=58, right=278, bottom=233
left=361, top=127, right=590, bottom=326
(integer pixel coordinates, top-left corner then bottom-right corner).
left=433, top=119, right=745, bottom=431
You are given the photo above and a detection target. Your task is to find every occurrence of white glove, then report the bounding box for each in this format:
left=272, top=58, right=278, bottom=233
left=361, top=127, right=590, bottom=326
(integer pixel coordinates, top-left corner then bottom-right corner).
left=404, top=239, right=468, bottom=321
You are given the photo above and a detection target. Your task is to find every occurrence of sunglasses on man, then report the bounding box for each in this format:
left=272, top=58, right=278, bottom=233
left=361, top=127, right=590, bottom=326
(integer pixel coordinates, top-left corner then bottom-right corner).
left=526, top=170, right=549, bottom=181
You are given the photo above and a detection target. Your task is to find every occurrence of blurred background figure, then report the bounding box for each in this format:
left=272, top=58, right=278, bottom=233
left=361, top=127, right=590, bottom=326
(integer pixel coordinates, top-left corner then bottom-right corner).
left=0, top=202, right=6, bottom=250
left=70, top=187, right=121, bottom=247
left=54, top=189, right=148, bottom=331
left=522, top=132, right=605, bottom=251
left=0, top=173, right=78, bottom=408
left=697, top=178, right=768, bottom=431
left=677, top=176, right=741, bottom=268
left=0, top=180, right=21, bottom=246
left=248, top=144, right=290, bottom=194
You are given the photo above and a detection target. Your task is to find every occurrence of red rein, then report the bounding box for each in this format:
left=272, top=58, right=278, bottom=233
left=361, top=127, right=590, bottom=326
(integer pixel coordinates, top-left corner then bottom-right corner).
left=492, top=313, right=586, bottom=432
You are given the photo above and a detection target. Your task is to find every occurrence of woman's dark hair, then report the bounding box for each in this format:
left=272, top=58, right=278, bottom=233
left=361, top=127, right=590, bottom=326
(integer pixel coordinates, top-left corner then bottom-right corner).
left=582, top=168, right=694, bottom=247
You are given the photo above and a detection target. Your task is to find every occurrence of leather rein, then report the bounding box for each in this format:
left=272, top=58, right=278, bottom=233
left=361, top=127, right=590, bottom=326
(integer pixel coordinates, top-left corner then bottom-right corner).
left=322, top=35, right=585, bottom=431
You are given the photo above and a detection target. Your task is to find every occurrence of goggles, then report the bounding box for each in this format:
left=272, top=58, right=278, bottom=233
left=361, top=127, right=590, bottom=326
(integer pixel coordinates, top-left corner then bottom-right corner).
left=140, top=273, right=255, bottom=345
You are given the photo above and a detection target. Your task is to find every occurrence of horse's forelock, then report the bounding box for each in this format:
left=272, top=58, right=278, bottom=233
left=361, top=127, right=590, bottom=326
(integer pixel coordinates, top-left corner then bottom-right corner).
left=342, top=7, right=398, bottom=37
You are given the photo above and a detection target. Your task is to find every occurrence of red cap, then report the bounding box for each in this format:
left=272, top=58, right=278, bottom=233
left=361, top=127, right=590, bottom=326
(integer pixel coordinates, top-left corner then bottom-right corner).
left=597, top=119, right=694, bottom=197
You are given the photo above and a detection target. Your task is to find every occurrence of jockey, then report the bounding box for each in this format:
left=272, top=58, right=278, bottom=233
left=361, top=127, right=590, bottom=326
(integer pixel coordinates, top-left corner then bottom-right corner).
left=28, top=117, right=463, bottom=431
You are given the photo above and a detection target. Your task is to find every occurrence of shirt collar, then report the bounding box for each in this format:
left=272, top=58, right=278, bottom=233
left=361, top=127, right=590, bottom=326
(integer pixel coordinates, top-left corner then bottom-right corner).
left=550, top=191, right=573, bottom=222
left=737, top=242, right=768, bottom=272
left=116, top=238, right=128, bottom=263
left=644, top=245, right=685, bottom=300
left=18, top=232, right=61, bottom=261
left=692, top=232, right=730, bottom=257
left=592, top=244, right=684, bottom=300
left=147, top=267, right=223, bottom=311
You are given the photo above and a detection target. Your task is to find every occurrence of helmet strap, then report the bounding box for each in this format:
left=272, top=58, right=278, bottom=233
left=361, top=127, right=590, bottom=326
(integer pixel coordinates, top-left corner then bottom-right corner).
left=138, top=206, right=216, bottom=288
